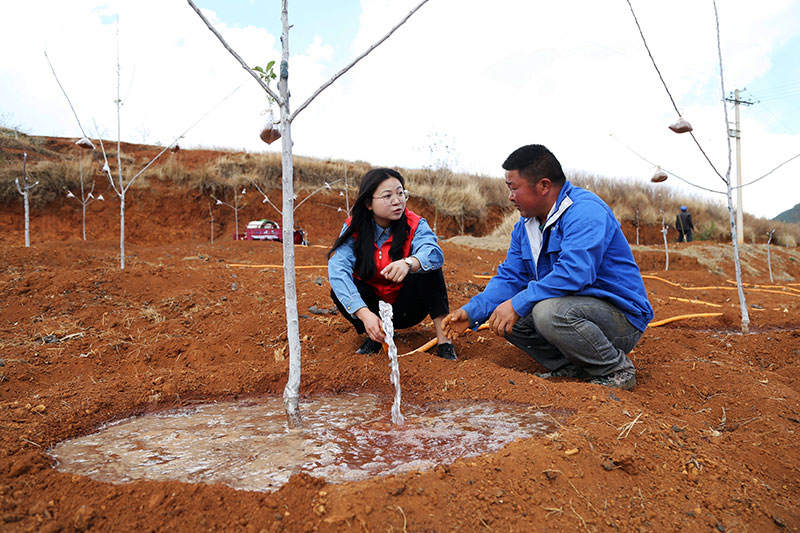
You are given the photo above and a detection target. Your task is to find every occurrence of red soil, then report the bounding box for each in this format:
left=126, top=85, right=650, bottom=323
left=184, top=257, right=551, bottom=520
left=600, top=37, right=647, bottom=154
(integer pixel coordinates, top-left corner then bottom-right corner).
left=1, top=142, right=799, bottom=532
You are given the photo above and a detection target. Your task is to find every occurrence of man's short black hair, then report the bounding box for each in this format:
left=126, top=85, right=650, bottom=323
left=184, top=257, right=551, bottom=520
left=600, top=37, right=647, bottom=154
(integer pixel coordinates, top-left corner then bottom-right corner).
left=502, top=144, right=566, bottom=186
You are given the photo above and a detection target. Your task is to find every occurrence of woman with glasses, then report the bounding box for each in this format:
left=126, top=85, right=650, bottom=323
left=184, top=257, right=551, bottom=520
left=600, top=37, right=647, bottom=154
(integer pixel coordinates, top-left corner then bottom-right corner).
left=327, top=168, right=457, bottom=360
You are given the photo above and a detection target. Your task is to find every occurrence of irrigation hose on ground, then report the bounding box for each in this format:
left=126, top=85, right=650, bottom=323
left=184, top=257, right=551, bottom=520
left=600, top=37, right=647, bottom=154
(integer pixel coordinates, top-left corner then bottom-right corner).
left=228, top=264, right=327, bottom=269
left=398, top=323, right=489, bottom=357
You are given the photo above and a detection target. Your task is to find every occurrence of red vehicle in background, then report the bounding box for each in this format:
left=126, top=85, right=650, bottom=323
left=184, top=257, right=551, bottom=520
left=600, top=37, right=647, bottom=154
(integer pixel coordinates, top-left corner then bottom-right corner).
left=239, top=219, right=307, bottom=245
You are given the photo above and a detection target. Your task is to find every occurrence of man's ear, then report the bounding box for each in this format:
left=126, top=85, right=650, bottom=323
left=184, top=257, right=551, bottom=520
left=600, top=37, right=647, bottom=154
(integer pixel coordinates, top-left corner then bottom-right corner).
left=538, top=178, right=552, bottom=194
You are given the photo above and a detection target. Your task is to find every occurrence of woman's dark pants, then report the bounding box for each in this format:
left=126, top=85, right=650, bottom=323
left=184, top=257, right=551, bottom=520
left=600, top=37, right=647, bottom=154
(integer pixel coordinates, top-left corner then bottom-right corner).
left=330, top=269, right=450, bottom=333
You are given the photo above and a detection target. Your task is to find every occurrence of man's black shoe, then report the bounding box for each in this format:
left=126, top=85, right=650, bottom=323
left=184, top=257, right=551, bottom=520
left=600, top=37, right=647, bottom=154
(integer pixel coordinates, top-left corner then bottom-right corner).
left=436, top=343, right=457, bottom=360
left=356, top=338, right=382, bottom=354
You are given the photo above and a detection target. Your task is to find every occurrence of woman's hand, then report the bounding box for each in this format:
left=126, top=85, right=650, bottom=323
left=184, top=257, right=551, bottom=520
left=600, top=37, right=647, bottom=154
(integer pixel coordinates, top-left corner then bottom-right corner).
left=355, top=307, right=384, bottom=342
left=380, top=258, right=413, bottom=283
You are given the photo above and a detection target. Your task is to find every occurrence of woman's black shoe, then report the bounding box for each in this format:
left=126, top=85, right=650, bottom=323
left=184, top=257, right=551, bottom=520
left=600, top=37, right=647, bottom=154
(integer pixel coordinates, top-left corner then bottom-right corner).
left=436, top=343, right=457, bottom=360
left=356, top=338, right=382, bottom=354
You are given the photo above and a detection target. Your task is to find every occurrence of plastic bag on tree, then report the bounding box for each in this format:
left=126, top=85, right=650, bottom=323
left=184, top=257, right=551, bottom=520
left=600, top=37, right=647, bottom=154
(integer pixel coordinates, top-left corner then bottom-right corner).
left=668, top=117, right=693, bottom=134
left=259, top=109, right=281, bottom=144
left=75, top=137, right=95, bottom=150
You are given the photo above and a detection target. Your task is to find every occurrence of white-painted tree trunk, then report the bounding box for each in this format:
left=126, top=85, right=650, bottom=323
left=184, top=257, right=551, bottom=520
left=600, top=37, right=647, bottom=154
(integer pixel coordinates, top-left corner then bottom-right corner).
left=23, top=189, right=30, bottom=248
left=234, top=201, right=239, bottom=240
left=209, top=204, right=215, bottom=243
left=659, top=204, right=668, bottom=271
left=767, top=230, right=774, bottom=283
left=279, top=0, right=302, bottom=429
left=344, top=166, right=350, bottom=215
left=16, top=153, right=35, bottom=248
left=80, top=156, right=87, bottom=240
left=120, top=193, right=126, bottom=269
left=725, top=184, right=750, bottom=333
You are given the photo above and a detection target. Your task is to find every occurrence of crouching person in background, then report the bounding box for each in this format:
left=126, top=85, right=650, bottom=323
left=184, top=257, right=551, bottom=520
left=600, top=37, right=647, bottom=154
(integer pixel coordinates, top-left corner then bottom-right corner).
left=328, top=167, right=457, bottom=360
left=443, top=144, right=653, bottom=388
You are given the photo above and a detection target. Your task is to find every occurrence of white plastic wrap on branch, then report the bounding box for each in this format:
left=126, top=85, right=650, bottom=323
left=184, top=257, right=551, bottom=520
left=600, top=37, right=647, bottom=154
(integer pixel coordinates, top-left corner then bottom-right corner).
left=76, top=137, right=95, bottom=150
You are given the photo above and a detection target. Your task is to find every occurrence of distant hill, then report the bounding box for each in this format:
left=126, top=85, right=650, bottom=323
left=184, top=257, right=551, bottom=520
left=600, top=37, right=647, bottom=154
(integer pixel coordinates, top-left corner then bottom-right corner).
left=774, top=203, right=800, bottom=224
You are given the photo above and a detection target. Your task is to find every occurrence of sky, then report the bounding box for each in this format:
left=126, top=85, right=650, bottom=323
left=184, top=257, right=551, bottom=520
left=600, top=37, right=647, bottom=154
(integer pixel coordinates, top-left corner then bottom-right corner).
left=1, top=0, right=799, bottom=220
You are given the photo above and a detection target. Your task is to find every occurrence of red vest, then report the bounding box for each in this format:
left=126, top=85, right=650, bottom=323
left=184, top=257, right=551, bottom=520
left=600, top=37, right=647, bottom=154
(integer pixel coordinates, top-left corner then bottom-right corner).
left=347, top=209, right=421, bottom=304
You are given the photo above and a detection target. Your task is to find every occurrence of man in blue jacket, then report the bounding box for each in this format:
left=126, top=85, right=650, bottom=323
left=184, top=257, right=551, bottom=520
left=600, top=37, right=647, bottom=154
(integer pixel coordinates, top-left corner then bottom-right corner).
left=442, top=144, right=653, bottom=390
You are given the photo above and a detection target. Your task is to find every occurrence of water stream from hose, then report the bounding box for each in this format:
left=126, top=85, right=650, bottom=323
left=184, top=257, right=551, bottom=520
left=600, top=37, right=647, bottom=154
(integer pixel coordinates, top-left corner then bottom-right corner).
left=379, top=300, right=404, bottom=425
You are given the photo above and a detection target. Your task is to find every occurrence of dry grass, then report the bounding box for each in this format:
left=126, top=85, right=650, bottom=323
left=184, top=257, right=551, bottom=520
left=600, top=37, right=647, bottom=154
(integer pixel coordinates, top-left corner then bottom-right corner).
left=0, top=127, right=61, bottom=159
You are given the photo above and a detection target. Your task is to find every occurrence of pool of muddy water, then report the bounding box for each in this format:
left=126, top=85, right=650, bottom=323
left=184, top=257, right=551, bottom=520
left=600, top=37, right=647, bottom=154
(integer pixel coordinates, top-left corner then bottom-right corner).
left=49, top=394, right=566, bottom=492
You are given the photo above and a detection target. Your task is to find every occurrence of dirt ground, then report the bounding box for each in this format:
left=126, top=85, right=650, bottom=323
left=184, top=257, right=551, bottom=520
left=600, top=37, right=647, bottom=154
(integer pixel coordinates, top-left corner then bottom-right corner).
left=1, top=143, right=800, bottom=532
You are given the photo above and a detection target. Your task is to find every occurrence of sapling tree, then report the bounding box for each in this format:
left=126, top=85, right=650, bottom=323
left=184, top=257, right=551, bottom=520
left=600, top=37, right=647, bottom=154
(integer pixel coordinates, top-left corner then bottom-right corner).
left=211, top=187, right=247, bottom=240
left=208, top=201, right=215, bottom=243
left=344, top=167, right=353, bottom=215
left=188, top=0, right=431, bottom=427
left=657, top=193, right=669, bottom=271
left=65, top=141, right=105, bottom=240
left=420, top=132, right=456, bottom=235
left=47, top=36, right=243, bottom=269
left=766, top=229, right=775, bottom=283
left=15, top=153, right=38, bottom=247
left=625, top=0, right=751, bottom=333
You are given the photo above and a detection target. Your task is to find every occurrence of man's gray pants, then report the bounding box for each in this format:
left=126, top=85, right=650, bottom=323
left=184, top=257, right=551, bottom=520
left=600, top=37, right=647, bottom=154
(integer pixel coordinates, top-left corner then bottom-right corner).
left=504, top=296, right=642, bottom=377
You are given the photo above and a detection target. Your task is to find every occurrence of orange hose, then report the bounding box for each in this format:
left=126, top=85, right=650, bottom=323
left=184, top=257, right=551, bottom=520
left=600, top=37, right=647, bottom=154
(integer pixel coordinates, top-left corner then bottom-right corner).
left=399, top=323, right=489, bottom=357
left=649, top=312, right=723, bottom=327
left=228, top=264, right=327, bottom=269
left=641, top=275, right=682, bottom=287
left=668, top=296, right=722, bottom=308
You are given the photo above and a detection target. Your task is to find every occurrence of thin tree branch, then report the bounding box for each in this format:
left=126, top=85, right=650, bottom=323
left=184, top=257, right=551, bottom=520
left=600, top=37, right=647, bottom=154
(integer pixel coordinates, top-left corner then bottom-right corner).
left=293, top=178, right=342, bottom=210
left=712, top=0, right=734, bottom=186
left=126, top=82, right=246, bottom=189
left=290, top=0, right=431, bottom=121
left=44, top=52, right=91, bottom=141
left=738, top=150, right=800, bottom=189
left=624, top=0, right=725, bottom=182
left=186, top=0, right=281, bottom=103
left=250, top=180, right=282, bottom=216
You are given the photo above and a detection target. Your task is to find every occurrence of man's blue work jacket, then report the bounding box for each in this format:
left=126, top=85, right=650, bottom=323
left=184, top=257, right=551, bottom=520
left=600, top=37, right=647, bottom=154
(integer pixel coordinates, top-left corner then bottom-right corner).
left=462, top=180, right=654, bottom=332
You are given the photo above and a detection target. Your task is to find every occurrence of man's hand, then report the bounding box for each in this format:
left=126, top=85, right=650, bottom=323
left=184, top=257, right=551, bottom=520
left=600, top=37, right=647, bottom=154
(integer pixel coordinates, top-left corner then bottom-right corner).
left=355, top=308, right=384, bottom=342
left=442, top=308, right=470, bottom=339
left=488, top=299, right=520, bottom=337
left=380, top=259, right=412, bottom=283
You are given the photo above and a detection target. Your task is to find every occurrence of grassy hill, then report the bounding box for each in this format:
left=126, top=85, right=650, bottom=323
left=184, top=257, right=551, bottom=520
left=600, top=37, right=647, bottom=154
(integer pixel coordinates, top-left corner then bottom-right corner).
left=2, top=127, right=799, bottom=246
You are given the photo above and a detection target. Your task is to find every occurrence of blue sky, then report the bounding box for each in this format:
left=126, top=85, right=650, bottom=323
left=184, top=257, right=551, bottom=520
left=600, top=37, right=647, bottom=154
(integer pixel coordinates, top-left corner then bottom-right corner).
left=195, top=0, right=361, bottom=70
left=746, top=32, right=800, bottom=136
left=1, top=0, right=799, bottom=219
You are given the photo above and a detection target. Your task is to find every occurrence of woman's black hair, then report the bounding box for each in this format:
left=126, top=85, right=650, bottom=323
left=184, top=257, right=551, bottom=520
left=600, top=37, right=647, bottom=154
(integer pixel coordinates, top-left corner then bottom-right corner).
left=328, top=168, right=411, bottom=280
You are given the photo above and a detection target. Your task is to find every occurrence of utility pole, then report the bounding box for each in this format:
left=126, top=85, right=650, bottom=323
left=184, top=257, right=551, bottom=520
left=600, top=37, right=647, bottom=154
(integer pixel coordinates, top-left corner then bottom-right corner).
left=725, top=88, right=755, bottom=244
